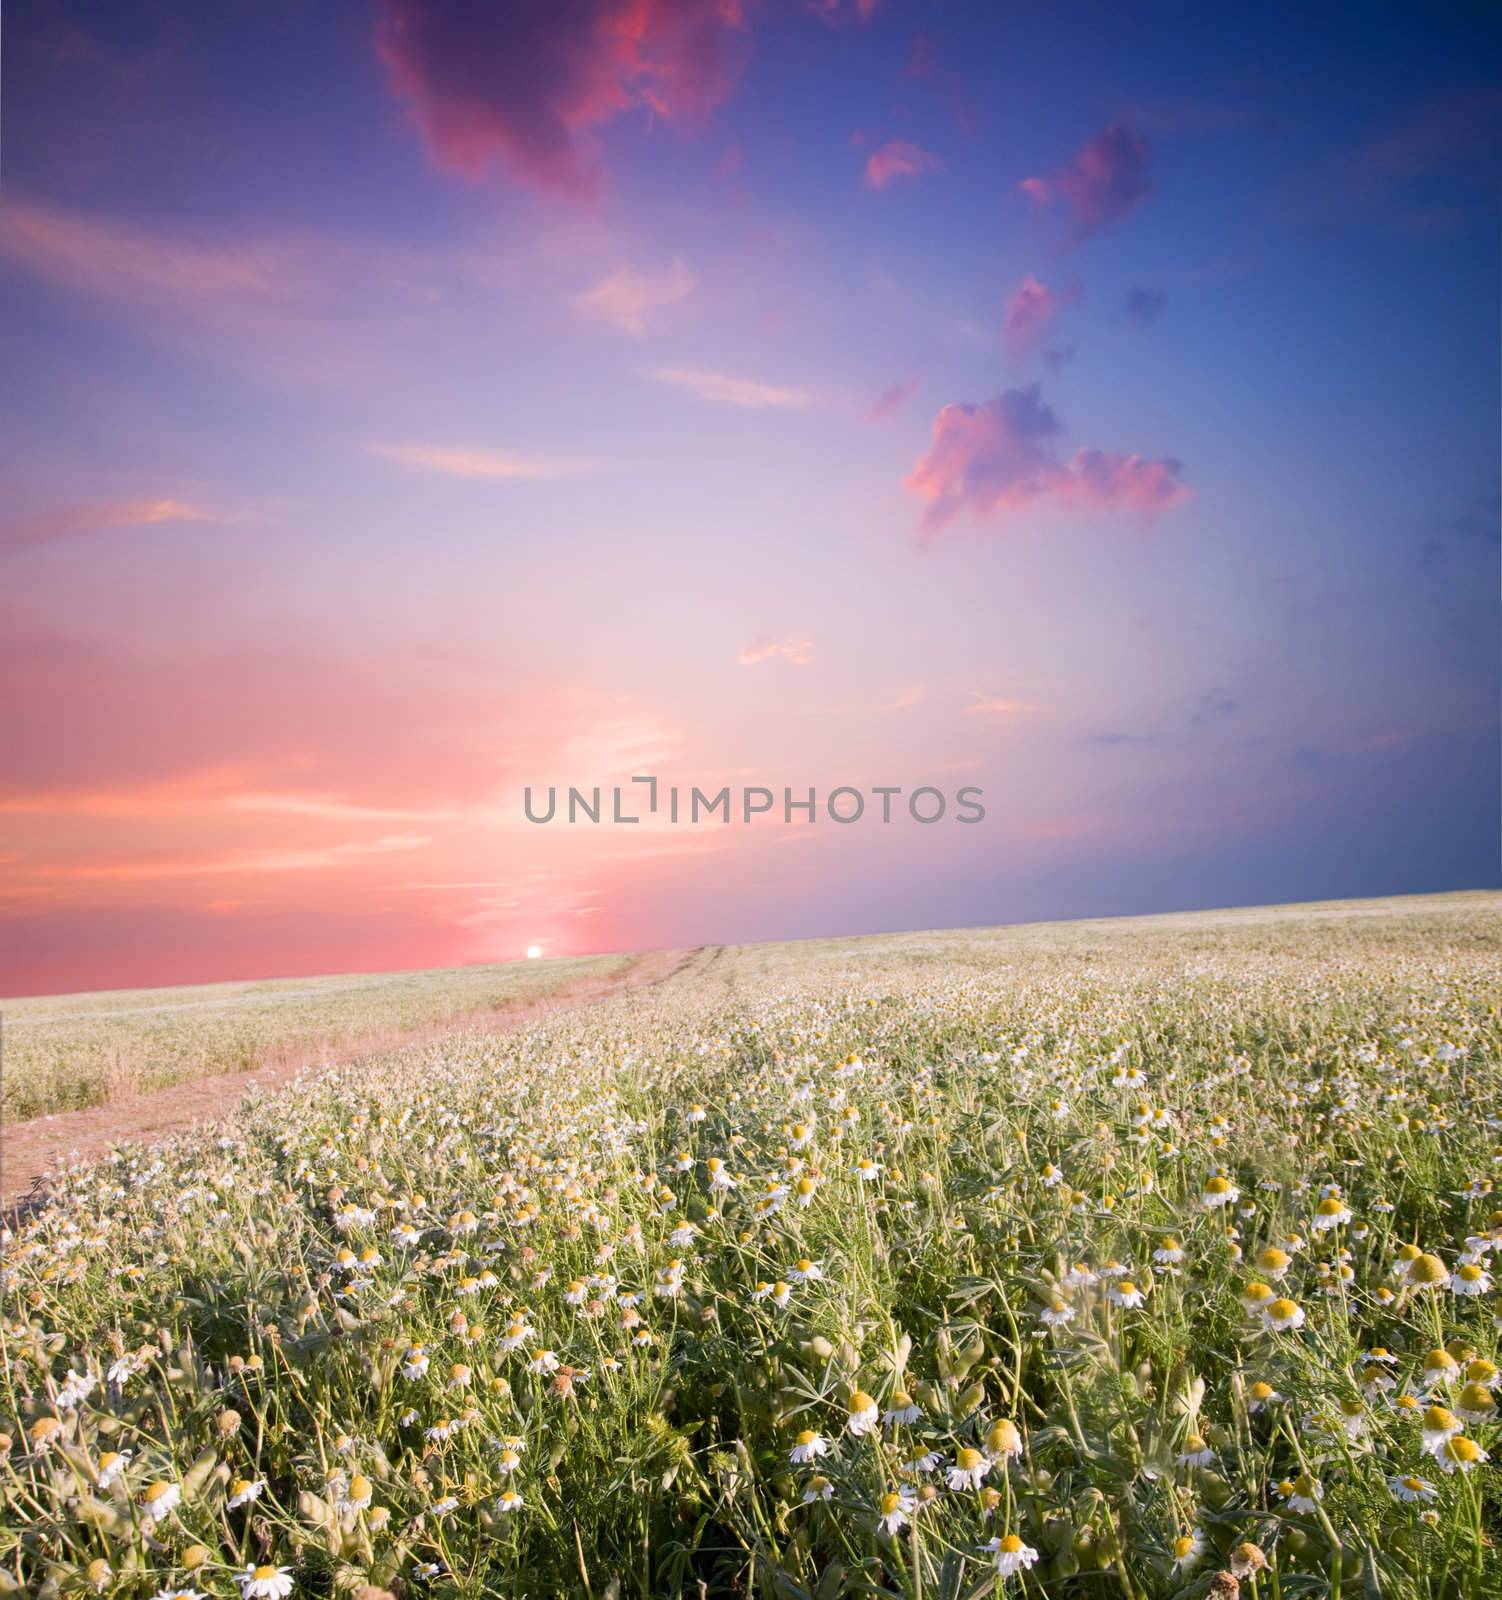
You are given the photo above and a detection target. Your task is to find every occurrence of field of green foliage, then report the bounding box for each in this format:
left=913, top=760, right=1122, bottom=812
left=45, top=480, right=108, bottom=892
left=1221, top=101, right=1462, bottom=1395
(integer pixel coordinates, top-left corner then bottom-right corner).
left=0, top=956, right=629, bottom=1122
left=2, top=894, right=1499, bottom=1600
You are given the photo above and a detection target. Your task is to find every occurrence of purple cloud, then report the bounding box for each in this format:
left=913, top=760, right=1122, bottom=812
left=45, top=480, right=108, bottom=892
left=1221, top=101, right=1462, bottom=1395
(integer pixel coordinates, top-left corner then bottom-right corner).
left=1123, top=286, right=1167, bottom=325
left=1020, top=122, right=1152, bottom=243
left=375, top=0, right=752, bottom=197
left=902, top=384, right=1189, bottom=532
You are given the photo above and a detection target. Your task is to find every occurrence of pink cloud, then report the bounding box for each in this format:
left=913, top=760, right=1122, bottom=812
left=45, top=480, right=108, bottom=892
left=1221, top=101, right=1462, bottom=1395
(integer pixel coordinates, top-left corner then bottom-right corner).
left=902, top=385, right=1189, bottom=532
left=738, top=635, right=814, bottom=666
left=1003, top=275, right=1080, bottom=354
left=866, top=376, right=921, bottom=423
left=1020, top=122, right=1152, bottom=242
left=375, top=0, right=752, bottom=197
left=864, top=138, right=942, bottom=191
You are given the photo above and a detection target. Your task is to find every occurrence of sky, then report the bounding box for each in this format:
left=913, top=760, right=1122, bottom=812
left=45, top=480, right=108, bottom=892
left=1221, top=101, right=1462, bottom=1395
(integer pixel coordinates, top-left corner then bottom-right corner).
left=1, top=0, right=1499, bottom=997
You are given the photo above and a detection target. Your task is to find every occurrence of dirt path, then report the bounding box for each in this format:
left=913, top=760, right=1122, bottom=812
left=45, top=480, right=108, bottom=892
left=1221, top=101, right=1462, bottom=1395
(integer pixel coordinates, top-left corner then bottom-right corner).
left=1, top=947, right=705, bottom=1205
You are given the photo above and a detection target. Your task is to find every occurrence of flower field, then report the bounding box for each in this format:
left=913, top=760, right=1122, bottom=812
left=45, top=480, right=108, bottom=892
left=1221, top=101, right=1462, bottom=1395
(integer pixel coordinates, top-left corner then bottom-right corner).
left=3, top=897, right=1500, bottom=1600
left=2, top=956, right=631, bottom=1124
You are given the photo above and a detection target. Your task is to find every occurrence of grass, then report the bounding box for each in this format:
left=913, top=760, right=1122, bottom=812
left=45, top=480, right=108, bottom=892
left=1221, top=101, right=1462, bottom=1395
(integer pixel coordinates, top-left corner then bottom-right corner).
left=2, top=890, right=1500, bottom=1600
left=0, top=955, right=631, bottom=1122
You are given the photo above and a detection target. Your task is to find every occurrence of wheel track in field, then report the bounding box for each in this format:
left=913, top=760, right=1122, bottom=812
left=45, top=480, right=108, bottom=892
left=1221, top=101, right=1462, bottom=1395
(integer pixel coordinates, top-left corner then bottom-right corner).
left=1, top=945, right=712, bottom=1208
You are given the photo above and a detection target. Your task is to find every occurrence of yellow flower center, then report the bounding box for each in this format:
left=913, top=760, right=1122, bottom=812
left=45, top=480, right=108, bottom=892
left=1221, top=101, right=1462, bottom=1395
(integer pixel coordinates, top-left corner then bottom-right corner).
left=1408, top=1253, right=1448, bottom=1284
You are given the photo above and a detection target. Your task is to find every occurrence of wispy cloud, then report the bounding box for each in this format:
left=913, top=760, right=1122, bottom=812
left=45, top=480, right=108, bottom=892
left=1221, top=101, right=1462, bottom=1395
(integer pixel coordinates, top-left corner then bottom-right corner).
left=383, top=878, right=525, bottom=892
left=808, top=0, right=880, bottom=24
left=801, top=684, right=925, bottom=715
left=0, top=768, right=255, bottom=817
left=1003, top=276, right=1080, bottom=356
left=650, top=366, right=810, bottom=409
left=1278, top=89, right=1502, bottom=234
left=0, top=775, right=473, bottom=831
left=39, top=832, right=431, bottom=883
left=2, top=497, right=223, bottom=555
left=576, top=257, right=695, bottom=334
left=866, top=376, right=921, bottom=423
left=967, top=695, right=1038, bottom=716
left=0, top=193, right=541, bottom=391
left=227, top=792, right=466, bottom=824
left=1191, top=687, right=1239, bottom=725
left=1020, top=814, right=1106, bottom=841
left=0, top=195, right=310, bottom=311
left=366, top=443, right=590, bottom=480
left=737, top=636, right=815, bottom=667
left=0, top=194, right=456, bottom=335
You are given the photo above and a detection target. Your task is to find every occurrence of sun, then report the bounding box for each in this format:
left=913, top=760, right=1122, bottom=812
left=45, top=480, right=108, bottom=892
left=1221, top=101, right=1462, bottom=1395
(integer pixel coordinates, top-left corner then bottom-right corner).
left=525, top=944, right=543, bottom=960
